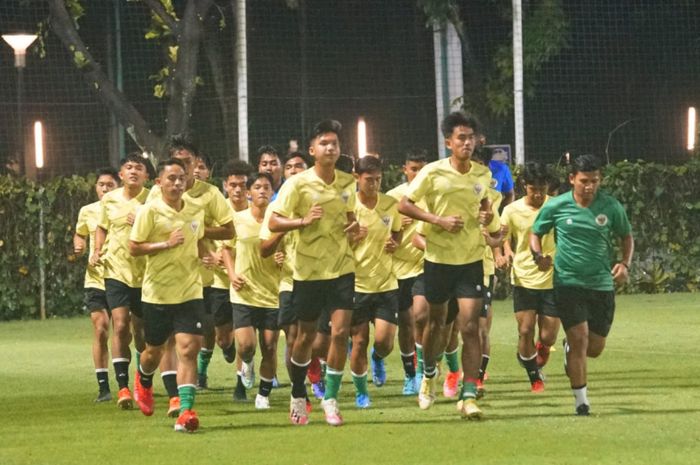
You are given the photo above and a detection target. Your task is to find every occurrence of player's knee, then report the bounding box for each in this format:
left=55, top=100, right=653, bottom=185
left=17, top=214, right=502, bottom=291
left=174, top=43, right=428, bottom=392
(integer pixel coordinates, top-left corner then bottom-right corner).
left=374, top=340, right=393, bottom=357
left=330, top=325, right=350, bottom=342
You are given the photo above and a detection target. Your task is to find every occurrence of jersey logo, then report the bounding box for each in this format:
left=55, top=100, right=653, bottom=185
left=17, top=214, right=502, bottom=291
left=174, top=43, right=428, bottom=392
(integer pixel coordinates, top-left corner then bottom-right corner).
left=474, top=184, right=483, bottom=195
left=489, top=178, right=498, bottom=189
left=382, top=216, right=391, bottom=227
left=595, top=214, right=608, bottom=227
left=566, top=218, right=573, bottom=225
left=190, top=221, right=199, bottom=234
left=341, top=190, right=350, bottom=203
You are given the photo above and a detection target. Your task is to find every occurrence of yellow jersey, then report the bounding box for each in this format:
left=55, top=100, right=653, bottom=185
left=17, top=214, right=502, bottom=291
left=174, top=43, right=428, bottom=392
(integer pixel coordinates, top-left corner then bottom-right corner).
left=259, top=200, right=297, bottom=293
left=273, top=168, right=356, bottom=281
left=98, top=187, right=149, bottom=287
left=75, top=201, right=105, bottom=290
left=482, top=187, right=503, bottom=279
left=211, top=201, right=237, bottom=291
left=386, top=182, right=425, bottom=280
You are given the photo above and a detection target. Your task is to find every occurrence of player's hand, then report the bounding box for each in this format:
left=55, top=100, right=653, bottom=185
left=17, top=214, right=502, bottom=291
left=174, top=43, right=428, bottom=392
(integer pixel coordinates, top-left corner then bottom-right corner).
left=479, top=203, right=494, bottom=226
left=344, top=220, right=361, bottom=237
left=384, top=237, right=398, bottom=254
left=535, top=254, right=553, bottom=272
left=200, top=253, right=217, bottom=269
left=611, top=263, right=629, bottom=284
left=274, top=251, right=285, bottom=268
left=500, top=224, right=509, bottom=236
left=495, top=251, right=513, bottom=270
left=302, top=204, right=324, bottom=226
left=481, top=228, right=502, bottom=248
left=436, top=215, right=463, bottom=233
left=212, top=251, right=225, bottom=267
left=401, top=215, right=413, bottom=228
left=230, top=273, right=246, bottom=291
left=88, top=249, right=102, bottom=267
left=73, top=239, right=86, bottom=256
left=167, top=229, right=185, bottom=248
left=126, top=212, right=136, bottom=226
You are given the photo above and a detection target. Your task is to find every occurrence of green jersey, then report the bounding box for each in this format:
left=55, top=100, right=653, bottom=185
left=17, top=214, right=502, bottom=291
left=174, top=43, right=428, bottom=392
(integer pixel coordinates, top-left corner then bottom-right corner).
left=532, top=190, right=631, bottom=291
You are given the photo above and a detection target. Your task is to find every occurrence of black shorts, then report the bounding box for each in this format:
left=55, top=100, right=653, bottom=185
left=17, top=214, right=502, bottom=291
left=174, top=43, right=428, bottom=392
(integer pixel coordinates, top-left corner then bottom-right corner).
left=513, top=286, right=558, bottom=317
left=84, top=288, right=108, bottom=313
left=481, top=275, right=495, bottom=318
left=209, top=288, right=232, bottom=327
left=317, top=308, right=332, bottom=335
left=424, top=260, right=484, bottom=304
left=412, top=274, right=426, bottom=297
left=105, top=278, right=143, bottom=318
left=277, top=291, right=296, bottom=327
left=292, top=273, right=354, bottom=322
left=397, top=277, right=418, bottom=313
left=555, top=286, right=615, bottom=337
left=232, top=303, right=279, bottom=331
left=352, top=290, right=399, bottom=326
left=142, top=299, right=204, bottom=346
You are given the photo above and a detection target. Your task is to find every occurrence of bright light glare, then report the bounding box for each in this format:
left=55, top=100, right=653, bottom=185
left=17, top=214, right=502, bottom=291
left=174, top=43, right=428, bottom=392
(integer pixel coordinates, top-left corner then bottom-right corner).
left=357, top=118, right=367, bottom=158
left=34, top=121, right=44, bottom=169
left=687, top=107, right=696, bottom=151
left=2, top=34, right=37, bottom=53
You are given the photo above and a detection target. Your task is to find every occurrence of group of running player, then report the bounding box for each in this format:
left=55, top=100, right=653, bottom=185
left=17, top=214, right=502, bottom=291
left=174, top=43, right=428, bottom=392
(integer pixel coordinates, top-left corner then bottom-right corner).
left=73, top=112, right=634, bottom=432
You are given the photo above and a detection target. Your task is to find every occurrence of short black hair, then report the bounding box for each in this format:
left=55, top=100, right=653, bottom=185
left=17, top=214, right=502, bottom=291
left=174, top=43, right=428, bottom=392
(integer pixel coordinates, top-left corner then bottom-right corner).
left=520, top=161, right=551, bottom=186
left=308, top=119, right=342, bottom=146
left=157, top=158, right=186, bottom=176
left=256, top=145, right=280, bottom=163
left=222, top=159, right=253, bottom=179
left=335, top=154, right=355, bottom=174
left=95, top=167, right=120, bottom=184
left=355, top=156, right=382, bottom=175
left=472, top=146, right=494, bottom=164
left=440, top=111, right=479, bottom=138
left=164, top=133, right=199, bottom=157
left=570, top=154, right=602, bottom=175
left=246, top=171, right=273, bottom=190
left=196, top=153, right=212, bottom=169
left=120, top=151, right=149, bottom=168
left=283, top=151, right=311, bottom=167
left=404, top=148, right=428, bottom=164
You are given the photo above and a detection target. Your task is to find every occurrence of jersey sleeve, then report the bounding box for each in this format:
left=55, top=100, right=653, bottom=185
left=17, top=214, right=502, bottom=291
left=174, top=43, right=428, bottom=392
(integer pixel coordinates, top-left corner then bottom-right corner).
left=390, top=203, right=402, bottom=233
left=611, top=199, right=632, bottom=238
left=346, top=181, right=357, bottom=213
left=531, top=202, right=555, bottom=236
left=405, top=165, right=432, bottom=203
left=129, top=206, right=154, bottom=243
left=209, top=190, right=233, bottom=226
left=500, top=205, right=513, bottom=241
left=75, top=206, right=90, bottom=237
left=259, top=206, right=274, bottom=240
left=486, top=201, right=502, bottom=234
left=272, top=178, right=298, bottom=218
left=97, top=198, right=109, bottom=230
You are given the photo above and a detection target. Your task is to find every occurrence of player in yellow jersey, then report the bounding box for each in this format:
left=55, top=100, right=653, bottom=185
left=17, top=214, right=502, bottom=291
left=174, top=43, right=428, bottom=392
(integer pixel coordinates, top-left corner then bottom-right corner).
left=498, top=161, right=560, bottom=392
left=348, top=156, right=402, bottom=408
left=130, top=159, right=208, bottom=432
left=74, top=167, right=119, bottom=402
left=91, top=153, right=151, bottom=410
left=222, top=172, right=280, bottom=409
left=399, top=112, right=500, bottom=419
left=257, top=145, right=284, bottom=198
left=269, top=120, right=361, bottom=426
left=386, top=150, right=428, bottom=396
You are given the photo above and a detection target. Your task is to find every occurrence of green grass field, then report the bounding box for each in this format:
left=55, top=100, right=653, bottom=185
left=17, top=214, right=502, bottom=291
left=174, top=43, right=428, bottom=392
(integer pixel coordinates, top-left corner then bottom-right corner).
left=2, top=293, right=699, bottom=465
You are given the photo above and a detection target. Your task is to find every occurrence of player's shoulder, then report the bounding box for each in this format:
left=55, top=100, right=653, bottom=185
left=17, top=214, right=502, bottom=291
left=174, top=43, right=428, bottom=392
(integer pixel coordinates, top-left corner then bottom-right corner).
left=334, top=169, right=355, bottom=189
left=233, top=207, right=253, bottom=222
left=378, top=192, right=398, bottom=211
left=471, top=161, right=492, bottom=178
left=504, top=197, right=527, bottom=213
left=81, top=200, right=102, bottom=215
left=386, top=182, right=407, bottom=199
left=101, top=187, right=123, bottom=203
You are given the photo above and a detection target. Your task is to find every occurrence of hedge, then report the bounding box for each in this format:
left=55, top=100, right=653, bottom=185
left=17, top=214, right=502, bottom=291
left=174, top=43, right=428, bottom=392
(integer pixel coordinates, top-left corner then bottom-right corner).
left=0, top=159, right=698, bottom=320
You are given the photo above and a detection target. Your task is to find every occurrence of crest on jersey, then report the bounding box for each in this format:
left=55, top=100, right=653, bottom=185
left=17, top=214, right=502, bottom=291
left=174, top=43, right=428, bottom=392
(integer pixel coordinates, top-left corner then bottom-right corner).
left=489, top=178, right=498, bottom=189
left=190, top=220, right=199, bottom=234
left=595, top=214, right=608, bottom=227
left=341, top=190, right=350, bottom=203
left=474, top=183, right=483, bottom=195
left=382, top=216, right=391, bottom=227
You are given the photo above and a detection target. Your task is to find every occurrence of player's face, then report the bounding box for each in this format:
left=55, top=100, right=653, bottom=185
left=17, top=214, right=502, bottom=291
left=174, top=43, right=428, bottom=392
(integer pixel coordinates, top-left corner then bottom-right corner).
left=403, top=161, right=425, bottom=183
left=249, top=177, right=272, bottom=208
left=258, top=154, right=282, bottom=185
left=525, top=183, right=548, bottom=208
left=157, top=164, right=186, bottom=201
left=445, top=125, right=476, bottom=162
left=172, top=149, right=196, bottom=184
left=119, top=161, right=148, bottom=188
left=193, top=158, right=210, bottom=181
left=309, top=132, right=340, bottom=168
left=95, top=174, right=118, bottom=200
left=225, top=175, right=248, bottom=204
left=569, top=170, right=601, bottom=201
left=284, top=156, right=307, bottom=180
left=357, top=170, right=382, bottom=197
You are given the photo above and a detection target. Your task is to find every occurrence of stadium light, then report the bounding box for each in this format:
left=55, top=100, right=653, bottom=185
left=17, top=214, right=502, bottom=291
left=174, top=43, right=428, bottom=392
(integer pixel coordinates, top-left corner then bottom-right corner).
left=2, top=33, right=37, bottom=68
left=357, top=118, right=367, bottom=158
left=687, top=107, right=696, bottom=151
left=34, top=121, right=44, bottom=169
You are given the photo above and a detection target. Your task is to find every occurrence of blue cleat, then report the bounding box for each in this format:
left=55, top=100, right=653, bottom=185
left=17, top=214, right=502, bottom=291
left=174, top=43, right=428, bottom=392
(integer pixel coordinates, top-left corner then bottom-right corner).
left=402, top=375, right=418, bottom=395
left=371, top=348, right=387, bottom=387
left=312, top=380, right=325, bottom=399
left=355, top=392, right=371, bottom=409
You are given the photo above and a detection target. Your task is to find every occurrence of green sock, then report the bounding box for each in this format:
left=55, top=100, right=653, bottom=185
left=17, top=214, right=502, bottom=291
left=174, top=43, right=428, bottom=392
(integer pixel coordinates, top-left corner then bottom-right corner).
left=197, top=349, right=213, bottom=376
left=179, top=384, right=196, bottom=413
left=323, top=368, right=343, bottom=400
left=416, top=344, right=424, bottom=374
left=352, top=371, right=369, bottom=395
left=445, top=349, right=460, bottom=373
left=461, top=380, right=477, bottom=400
left=135, top=351, right=140, bottom=369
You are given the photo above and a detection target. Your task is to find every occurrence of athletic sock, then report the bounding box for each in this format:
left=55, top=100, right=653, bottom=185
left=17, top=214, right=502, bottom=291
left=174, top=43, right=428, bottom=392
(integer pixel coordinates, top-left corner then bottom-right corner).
left=197, top=349, right=213, bottom=377
left=221, top=343, right=236, bottom=363
left=235, top=373, right=246, bottom=395
left=351, top=371, right=369, bottom=395
left=137, top=364, right=155, bottom=388
left=572, top=384, right=588, bottom=407
left=445, top=348, right=460, bottom=373
left=323, top=367, right=344, bottom=400
left=258, top=377, right=273, bottom=397
left=161, top=371, right=179, bottom=398
left=96, top=369, right=110, bottom=393
left=178, top=384, right=196, bottom=413
left=518, top=352, right=541, bottom=383
left=290, top=358, right=310, bottom=399
left=479, top=354, right=490, bottom=381
left=424, top=365, right=437, bottom=379
left=415, top=344, right=424, bottom=374
left=460, top=377, right=478, bottom=400
left=135, top=351, right=141, bottom=369
left=320, top=359, right=327, bottom=379
left=401, top=351, right=416, bottom=377
left=113, top=358, right=130, bottom=389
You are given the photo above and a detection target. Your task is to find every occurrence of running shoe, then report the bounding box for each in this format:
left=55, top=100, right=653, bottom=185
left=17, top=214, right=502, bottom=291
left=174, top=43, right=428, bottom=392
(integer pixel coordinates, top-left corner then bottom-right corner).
left=134, top=372, right=154, bottom=416
left=117, top=387, right=133, bottom=410
left=312, top=380, right=325, bottom=399
left=370, top=348, right=387, bottom=387
left=443, top=371, right=461, bottom=398
left=241, top=359, right=255, bottom=389
left=289, top=397, right=309, bottom=425
left=167, top=397, right=180, bottom=418
left=355, top=392, right=371, bottom=409
left=460, top=398, right=483, bottom=420
left=321, top=398, right=344, bottom=426
left=174, top=409, right=199, bottom=432
left=536, top=341, right=551, bottom=368
left=476, top=378, right=486, bottom=399
left=418, top=376, right=436, bottom=410
left=255, top=394, right=271, bottom=410
left=576, top=403, right=590, bottom=416
left=531, top=379, right=545, bottom=393
left=402, top=375, right=418, bottom=396
left=95, top=391, right=112, bottom=403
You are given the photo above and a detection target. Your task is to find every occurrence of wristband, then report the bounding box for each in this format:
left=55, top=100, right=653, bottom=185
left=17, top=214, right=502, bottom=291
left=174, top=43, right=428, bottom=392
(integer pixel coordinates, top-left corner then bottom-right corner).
left=620, top=262, right=629, bottom=270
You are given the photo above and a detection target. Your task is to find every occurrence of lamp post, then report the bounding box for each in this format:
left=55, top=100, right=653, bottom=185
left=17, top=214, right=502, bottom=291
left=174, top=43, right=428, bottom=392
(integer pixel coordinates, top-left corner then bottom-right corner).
left=2, top=33, right=38, bottom=177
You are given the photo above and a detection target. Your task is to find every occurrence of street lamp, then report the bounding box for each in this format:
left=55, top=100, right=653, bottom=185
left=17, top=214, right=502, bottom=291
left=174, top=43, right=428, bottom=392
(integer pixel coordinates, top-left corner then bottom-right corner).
left=2, top=33, right=38, bottom=176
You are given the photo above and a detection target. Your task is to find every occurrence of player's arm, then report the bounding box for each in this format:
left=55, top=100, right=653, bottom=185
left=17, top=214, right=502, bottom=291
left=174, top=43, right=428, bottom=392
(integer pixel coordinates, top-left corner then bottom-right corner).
left=611, top=234, right=634, bottom=284
left=89, top=226, right=107, bottom=266
left=73, top=233, right=87, bottom=256
left=204, top=221, right=234, bottom=240
left=129, top=229, right=184, bottom=256
left=222, top=244, right=246, bottom=290
left=411, top=232, right=426, bottom=251
left=268, top=208, right=322, bottom=233
left=398, top=196, right=463, bottom=233
left=198, top=239, right=217, bottom=268
left=529, top=232, right=552, bottom=272
left=260, top=232, right=285, bottom=258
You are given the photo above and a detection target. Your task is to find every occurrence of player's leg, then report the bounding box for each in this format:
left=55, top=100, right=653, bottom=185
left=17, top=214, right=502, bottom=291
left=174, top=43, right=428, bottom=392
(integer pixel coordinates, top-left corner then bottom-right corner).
left=369, top=291, right=397, bottom=388
left=255, top=310, right=280, bottom=409
left=515, top=309, right=543, bottom=392
left=110, top=306, right=133, bottom=408
left=90, top=301, right=112, bottom=402
left=212, top=289, right=236, bottom=363
left=412, top=289, right=429, bottom=385
left=234, top=311, right=258, bottom=391
left=397, top=278, right=418, bottom=394
left=443, top=308, right=461, bottom=399
left=535, top=289, right=560, bottom=367
left=350, top=319, right=371, bottom=408
left=158, top=336, right=180, bottom=416
left=172, top=300, right=204, bottom=432
left=455, top=296, right=484, bottom=419
left=309, top=314, right=331, bottom=399
left=477, top=276, right=495, bottom=390
left=197, top=287, right=216, bottom=389
left=134, top=302, right=172, bottom=417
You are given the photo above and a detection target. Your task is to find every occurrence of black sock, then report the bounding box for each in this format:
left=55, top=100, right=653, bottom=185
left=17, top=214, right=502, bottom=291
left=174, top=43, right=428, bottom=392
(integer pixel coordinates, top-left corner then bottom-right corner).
left=113, top=360, right=130, bottom=389
left=96, top=370, right=110, bottom=393
left=290, top=360, right=309, bottom=398
left=138, top=365, right=154, bottom=388
left=424, top=365, right=437, bottom=379
left=235, top=374, right=246, bottom=393
left=259, top=379, right=273, bottom=397
left=162, top=372, right=178, bottom=397
left=222, top=343, right=236, bottom=363
left=401, top=352, right=416, bottom=377
left=479, top=355, right=490, bottom=381
left=518, top=353, right=540, bottom=383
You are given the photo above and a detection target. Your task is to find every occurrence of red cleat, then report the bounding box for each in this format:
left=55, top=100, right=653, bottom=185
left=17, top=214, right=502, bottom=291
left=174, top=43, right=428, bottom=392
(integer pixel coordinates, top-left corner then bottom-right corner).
left=117, top=387, right=133, bottom=410
left=307, top=357, right=322, bottom=384
left=536, top=341, right=551, bottom=368
left=174, top=409, right=199, bottom=432
left=531, top=379, right=545, bottom=393
left=134, top=371, right=154, bottom=416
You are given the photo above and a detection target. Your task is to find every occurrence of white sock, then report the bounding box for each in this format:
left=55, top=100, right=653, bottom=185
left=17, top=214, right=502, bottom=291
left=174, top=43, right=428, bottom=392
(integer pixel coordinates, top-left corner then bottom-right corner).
left=572, top=385, right=588, bottom=407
